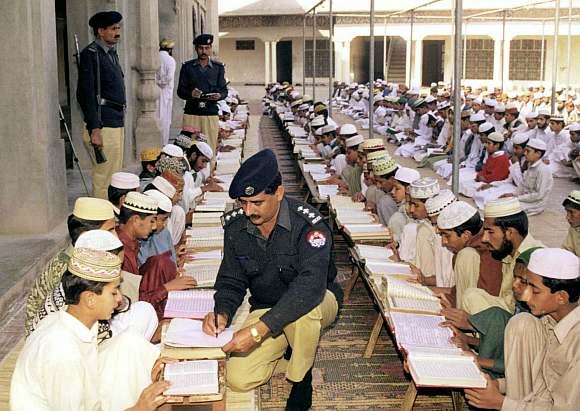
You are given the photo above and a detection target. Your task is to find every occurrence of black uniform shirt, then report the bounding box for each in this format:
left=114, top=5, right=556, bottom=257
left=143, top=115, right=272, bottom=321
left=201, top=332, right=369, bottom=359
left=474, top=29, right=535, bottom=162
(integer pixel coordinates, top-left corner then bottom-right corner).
left=214, top=197, right=342, bottom=335
left=177, top=58, right=228, bottom=116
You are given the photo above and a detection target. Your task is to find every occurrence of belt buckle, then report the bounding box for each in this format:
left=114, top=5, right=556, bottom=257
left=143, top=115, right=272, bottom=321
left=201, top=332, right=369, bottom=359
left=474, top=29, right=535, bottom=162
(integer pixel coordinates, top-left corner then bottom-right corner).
left=199, top=101, right=206, bottom=109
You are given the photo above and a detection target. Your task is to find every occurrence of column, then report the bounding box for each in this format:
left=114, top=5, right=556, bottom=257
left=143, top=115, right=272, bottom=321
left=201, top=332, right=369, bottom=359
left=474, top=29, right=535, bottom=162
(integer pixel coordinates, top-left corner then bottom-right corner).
left=334, top=40, right=343, bottom=83
left=493, top=36, right=502, bottom=85
left=264, top=41, right=271, bottom=86
left=134, top=0, right=161, bottom=153
left=342, top=40, right=352, bottom=83
left=502, top=37, right=511, bottom=90
left=405, top=39, right=412, bottom=86
left=0, top=0, right=67, bottom=233
left=271, top=41, right=278, bottom=83
left=413, top=38, right=423, bottom=88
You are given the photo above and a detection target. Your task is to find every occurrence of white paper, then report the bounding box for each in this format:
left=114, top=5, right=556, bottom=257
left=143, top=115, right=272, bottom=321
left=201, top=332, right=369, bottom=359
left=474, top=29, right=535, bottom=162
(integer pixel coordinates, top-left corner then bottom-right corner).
left=164, top=290, right=215, bottom=319
left=165, top=318, right=234, bottom=348
left=164, top=360, right=219, bottom=396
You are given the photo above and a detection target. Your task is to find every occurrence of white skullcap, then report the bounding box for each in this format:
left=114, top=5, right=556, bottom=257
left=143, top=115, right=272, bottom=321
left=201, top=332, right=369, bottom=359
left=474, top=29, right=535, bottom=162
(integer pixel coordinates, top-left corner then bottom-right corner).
left=195, top=141, right=213, bottom=160
left=151, top=176, right=177, bottom=199
left=424, top=95, right=437, bottom=104
left=525, top=112, right=539, bottom=119
left=484, top=197, right=523, bottom=218
left=319, top=124, right=336, bottom=135
left=438, top=101, right=451, bottom=110
left=528, top=248, right=579, bottom=280
left=345, top=135, right=365, bottom=148
left=110, top=172, right=140, bottom=190
left=479, top=122, right=495, bottom=134
left=314, top=127, right=324, bottom=136
left=144, top=189, right=172, bottom=213
left=426, top=189, right=457, bottom=216
left=409, top=177, right=440, bottom=199
left=470, top=112, right=486, bottom=122
left=75, top=229, right=123, bottom=251
left=569, top=123, right=580, bottom=132
left=512, top=133, right=530, bottom=145
left=527, top=138, right=547, bottom=151
left=506, top=102, right=520, bottom=111
left=537, top=108, right=551, bottom=117
left=298, top=103, right=310, bottom=111
left=484, top=99, right=496, bottom=107
left=162, top=144, right=184, bottom=158
left=290, top=99, right=302, bottom=108
left=394, top=167, right=421, bottom=184
left=339, top=124, right=357, bottom=135
left=310, top=115, right=326, bottom=127
left=122, top=192, right=158, bottom=214
left=437, top=201, right=479, bottom=230
left=487, top=132, right=505, bottom=143
left=494, top=104, right=506, bottom=113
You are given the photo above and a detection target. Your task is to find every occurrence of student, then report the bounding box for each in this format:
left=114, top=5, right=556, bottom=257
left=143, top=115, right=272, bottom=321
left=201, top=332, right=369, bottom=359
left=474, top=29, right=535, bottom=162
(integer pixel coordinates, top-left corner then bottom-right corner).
left=139, top=147, right=161, bottom=191
left=372, top=157, right=400, bottom=225
left=388, top=167, right=420, bottom=245
left=562, top=190, right=580, bottom=256
left=464, top=248, right=580, bottom=410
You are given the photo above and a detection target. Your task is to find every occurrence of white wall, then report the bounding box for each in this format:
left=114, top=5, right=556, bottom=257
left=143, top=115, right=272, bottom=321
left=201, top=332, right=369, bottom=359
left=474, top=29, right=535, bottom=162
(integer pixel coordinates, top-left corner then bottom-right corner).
left=218, top=38, right=266, bottom=84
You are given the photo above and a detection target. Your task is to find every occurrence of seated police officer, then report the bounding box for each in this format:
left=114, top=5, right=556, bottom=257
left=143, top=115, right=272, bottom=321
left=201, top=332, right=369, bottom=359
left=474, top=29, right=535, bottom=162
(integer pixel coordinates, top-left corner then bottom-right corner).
left=202, top=149, right=342, bottom=410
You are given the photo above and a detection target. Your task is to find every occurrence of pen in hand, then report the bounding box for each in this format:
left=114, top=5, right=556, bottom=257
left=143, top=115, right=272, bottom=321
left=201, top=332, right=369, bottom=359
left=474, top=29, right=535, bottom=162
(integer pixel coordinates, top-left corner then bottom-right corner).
left=214, top=310, right=219, bottom=338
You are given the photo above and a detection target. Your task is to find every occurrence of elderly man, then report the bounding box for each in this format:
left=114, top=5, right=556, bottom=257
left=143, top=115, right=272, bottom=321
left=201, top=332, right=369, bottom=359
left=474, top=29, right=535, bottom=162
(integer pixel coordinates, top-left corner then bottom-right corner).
left=157, top=38, right=176, bottom=146
left=177, top=34, right=228, bottom=152
left=202, top=149, right=342, bottom=410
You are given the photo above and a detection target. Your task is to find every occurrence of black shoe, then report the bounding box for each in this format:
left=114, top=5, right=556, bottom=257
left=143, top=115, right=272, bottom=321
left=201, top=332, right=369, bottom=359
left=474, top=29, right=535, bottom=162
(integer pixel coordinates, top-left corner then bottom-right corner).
left=285, top=368, right=313, bottom=411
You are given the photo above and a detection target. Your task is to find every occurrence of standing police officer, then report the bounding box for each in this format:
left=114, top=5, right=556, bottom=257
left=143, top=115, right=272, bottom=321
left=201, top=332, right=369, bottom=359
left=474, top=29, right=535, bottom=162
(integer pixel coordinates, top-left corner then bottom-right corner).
left=202, top=149, right=342, bottom=411
left=177, top=34, right=228, bottom=152
left=77, top=11, right=126, bottom=200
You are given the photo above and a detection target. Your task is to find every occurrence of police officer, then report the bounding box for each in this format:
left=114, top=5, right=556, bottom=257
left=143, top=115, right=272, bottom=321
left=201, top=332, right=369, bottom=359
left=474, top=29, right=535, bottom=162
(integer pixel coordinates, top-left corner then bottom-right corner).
left=177, top=34, right=228, bottom=153
left=202, top=149, right=342, bottom=411
left=77, top=11, right=126, bottom=199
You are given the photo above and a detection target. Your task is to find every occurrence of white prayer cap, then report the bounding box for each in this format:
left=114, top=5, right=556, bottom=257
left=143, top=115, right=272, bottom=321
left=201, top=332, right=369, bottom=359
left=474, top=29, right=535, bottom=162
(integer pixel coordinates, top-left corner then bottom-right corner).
left=528, top=248, right=579, bottom=280
left=537, top=108, right=551, bottom=117
left=525, top=112, right=539, bottom=119
left=505, top=102, right=520, bottom=113
left=298, top=103, right=310, bottom=111
left=162, top=144, right=184, bottom=158
left=430, top=82, right=437, bottom=87
left=408, top=86, right=420, bottom=95
left=487, top=132, right=505, bottom=143
left=484, top=197, right=523, bottom=218
left=110, top=172, right=140, bottom=190
left=122, top=192, right=158, bottom=214
left=479, top=122, right=494, bottom=134
left=75, top=229, right=123, bottom=251
left=394, top=167, right=420, bottom=184
left=72, top=197, right=115, bottom=221
left=437, top=101, right=450, bottom=110
left=437, top=201, right=479, bottom=230
left=195, top=141, right=213, bottom=160
left=424, top=95, right=437, bottom=104
left=512, top=133, right=530, bottom=145
left=569, top=123, right=580, bottom=132
left=144, top=189, right=172, bottom=213
left=527, top=138, right=547, bottom=151
left=362, top=91, right=370, bottom=99
left=469, top=112, right=486, bottom=122
left=339, top=124, right=357, bottom=135
left=319, top=124, right=336, bottom=135
left=310, top=115, right=326, bottom=127
left=290, top=99, right=302, bottom=108
left=151, top=176, right=177, bottom=199
left=558, top=94, right=567, bottom=102
left=473, top=96, right=483, bottom=105
left=507, top=91, right=518, bottom=99
left=314, top=127, right=324, bottom=136
left=484, top=99, right=496, bottom=107
left=494, top=104, right=506, bottom=113
left=565, top=190, right=580, bottom=206
left=345, top=135, right=364, bottom=147
left=426, top=189, right=456, bottom=216
left=409, top=177, right=440, bottom=199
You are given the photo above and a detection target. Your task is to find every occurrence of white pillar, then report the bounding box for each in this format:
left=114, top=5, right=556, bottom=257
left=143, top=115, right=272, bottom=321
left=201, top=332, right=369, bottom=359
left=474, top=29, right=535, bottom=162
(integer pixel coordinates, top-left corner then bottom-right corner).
left=271, top=41, right=278, bottom=83
left=405, top=39, right=412, bottom=86
left=334, top=40, right=343, bottom=83
left=343, top=40, right=352, bottom=83
left=413, top=38, right=423, bottom=88
left=264, top=41, right=271, bottom=86
left=493, top=37, right=502, bottom=85
left=502, top=37, right=511, bottom=90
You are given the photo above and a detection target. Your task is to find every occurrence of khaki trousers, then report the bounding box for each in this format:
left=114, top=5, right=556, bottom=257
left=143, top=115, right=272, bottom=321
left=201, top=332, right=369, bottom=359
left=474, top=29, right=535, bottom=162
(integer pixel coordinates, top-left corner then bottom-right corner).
left=83, top=127, right=124, bottom=199
left=227, top=290, right=338, bottom=392
left=182, top=114, right=219, bottom=152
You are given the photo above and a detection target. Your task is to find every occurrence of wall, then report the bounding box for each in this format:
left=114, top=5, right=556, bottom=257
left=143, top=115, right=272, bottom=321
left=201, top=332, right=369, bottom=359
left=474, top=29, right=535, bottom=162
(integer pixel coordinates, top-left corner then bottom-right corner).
left=218, top=38, right=266, bottom=84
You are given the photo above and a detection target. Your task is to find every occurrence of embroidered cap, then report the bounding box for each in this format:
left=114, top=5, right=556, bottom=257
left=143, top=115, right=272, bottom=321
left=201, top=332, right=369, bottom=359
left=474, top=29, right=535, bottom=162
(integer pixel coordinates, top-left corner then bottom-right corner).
left=110, top=172, right=140, bottom=190
left=345, top=135, right=364, bottom=148
left=487, top=132, right=505, bottom=143
left=437, top=201, right=479, bottom=229
left=484, top=197, right=523, bottom=218
left=527, top=138, right=547, bottom=151
left=162, top=144, right=184, bottom=158
left=394, top=167, right=420, bottom=184
left=360, top=138, right=385, bottom=150
left=409, top=177, right=440, bottom=199
left=72, top=197, right=115, bottom=221
left=512, top=133, right=529, bottom=145
left=151, top=176, right=177, bottom=199
left=144, top=189, right=173, bottom=213
left=565, top=190, right=580, bottom=206
left=527, top=248, right=579, bottom=280
left=373, top=158, right=399, bottom=176
left=68, top=247, right=121, bottom=283
left=140, top=147, right=161, bottom=162
left=160, top=38, right=175, bottom=49
left=122, top=192, right=158, bottom=214
left=366, top=150, right=390, bottom=165
left=426, top=189, right=457, bottom=216
left=175, top=134, right=193, bottom=150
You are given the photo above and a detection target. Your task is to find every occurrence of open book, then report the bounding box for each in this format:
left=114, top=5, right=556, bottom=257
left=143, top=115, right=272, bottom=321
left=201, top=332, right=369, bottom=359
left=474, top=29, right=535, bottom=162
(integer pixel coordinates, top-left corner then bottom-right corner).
left=407, top=351, right=486, bottom=388
left=185, top=227, right=224, bottom=249
left=365, top=261, right=411, bottom=276
left=353, top=244, right=394, bottom=261
left=183, top=260, right=221, bottom=288
left=318, top=185, right=339, bottom=198
left=191, top=212, right=223, bottom=227
left=389, top=312, right=458, bottom=352
left=194, top=199, right=227, bottom=213
left=381, top=276, right=441, bottom=314
left=164, top=290, right=215, bottom=319
left=163, top=360, right=219, bottom=396
left=165, top=318, right=234, bottom=348
left=343, top=223, right=391, bottom=240
left=335, top=211, right=376, bottom=227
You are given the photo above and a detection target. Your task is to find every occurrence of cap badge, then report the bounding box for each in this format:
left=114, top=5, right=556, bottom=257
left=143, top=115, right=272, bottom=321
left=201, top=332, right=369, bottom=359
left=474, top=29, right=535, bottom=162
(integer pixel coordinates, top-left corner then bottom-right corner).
left=244, top=186, right=255, bottom=196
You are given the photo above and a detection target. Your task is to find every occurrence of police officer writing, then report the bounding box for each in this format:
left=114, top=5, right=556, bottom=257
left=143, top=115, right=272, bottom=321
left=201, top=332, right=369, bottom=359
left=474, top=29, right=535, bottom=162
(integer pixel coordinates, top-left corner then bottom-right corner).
left=177, top=34, right=227, bottom=152
left=77, top=11, right=126, bottom=199
left=202, top=149, right=342, bottom=411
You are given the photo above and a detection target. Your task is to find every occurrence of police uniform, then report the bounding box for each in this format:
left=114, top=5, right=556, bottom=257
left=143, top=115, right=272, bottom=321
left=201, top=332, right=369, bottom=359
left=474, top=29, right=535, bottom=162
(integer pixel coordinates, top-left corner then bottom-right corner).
left=214, top=150, right=342, bottom=404
left=177, top=34, right=228, bottom=152
left=77, top=11, right=126, bottom=199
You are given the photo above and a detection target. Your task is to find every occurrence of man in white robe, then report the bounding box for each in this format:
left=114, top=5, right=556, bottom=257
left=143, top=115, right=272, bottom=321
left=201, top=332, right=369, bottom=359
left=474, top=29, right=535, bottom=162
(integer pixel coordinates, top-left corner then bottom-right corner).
left=156, top=39, right=176, bottom=146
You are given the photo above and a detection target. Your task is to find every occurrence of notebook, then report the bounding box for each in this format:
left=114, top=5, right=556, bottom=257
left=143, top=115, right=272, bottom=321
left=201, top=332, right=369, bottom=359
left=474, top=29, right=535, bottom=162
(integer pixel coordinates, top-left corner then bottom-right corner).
left=163, top=360, right=219, bottom=396
left=165, top=318, right=234, bottom=348
left=164, top=290, right=215, bottom=319
left=183, top=260, right=221, bottom=288
left=407, top=352, right=486, bottom=388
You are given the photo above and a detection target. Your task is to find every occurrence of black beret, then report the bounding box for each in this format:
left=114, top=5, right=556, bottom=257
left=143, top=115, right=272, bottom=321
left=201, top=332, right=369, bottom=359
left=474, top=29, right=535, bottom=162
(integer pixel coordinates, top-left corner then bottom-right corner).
left=89, top=11, right=123, bottom=29
left=229, top=149, right=279, bottom=198
left=193, top=34, right=214, bottom=46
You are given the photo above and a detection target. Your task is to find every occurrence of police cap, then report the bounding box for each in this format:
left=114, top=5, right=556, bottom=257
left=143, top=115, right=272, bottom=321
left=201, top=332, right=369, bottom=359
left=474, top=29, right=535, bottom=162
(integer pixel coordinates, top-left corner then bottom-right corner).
left=229, top=149, right=279, bottom=198
left=193, top=34, right=214, bottom=46
left=89, top=11, right=123, bottom=29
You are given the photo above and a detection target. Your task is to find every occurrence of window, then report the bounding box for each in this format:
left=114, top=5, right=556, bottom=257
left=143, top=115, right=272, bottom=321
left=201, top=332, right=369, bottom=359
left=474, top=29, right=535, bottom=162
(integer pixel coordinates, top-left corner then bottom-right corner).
left=236, top=40, right=255, bottom=50
left=305, top=40, right=334, bottom=77
left=465, top=39, right=494, bottom=80
left=509, top=39, right=546, bottom=81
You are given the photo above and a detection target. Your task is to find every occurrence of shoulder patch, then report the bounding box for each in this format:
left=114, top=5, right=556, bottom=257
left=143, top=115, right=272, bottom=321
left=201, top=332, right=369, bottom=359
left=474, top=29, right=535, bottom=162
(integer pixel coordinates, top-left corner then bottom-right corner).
left=293, top=204, right=323, bottom=226
left=221, top=208, right=245, bottom=227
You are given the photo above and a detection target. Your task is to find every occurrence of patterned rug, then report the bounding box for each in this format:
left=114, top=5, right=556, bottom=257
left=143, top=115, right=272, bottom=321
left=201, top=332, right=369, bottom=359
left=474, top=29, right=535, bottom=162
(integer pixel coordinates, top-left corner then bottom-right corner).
left=259, top=257, right=456, bottom=410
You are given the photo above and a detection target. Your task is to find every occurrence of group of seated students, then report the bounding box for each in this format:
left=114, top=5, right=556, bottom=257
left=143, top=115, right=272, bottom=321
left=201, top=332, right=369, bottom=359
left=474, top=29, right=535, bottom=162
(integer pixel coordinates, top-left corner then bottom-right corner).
left=13, top=93, right=249, bottom=410
left=266, top=80, right=580, bottom=409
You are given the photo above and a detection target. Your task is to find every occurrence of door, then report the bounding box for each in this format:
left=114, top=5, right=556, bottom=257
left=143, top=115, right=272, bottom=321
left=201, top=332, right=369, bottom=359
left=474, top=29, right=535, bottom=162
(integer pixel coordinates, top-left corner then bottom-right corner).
left=276, top=41, right=292, bottom=84
left=422, top=40, right=444, bottom=87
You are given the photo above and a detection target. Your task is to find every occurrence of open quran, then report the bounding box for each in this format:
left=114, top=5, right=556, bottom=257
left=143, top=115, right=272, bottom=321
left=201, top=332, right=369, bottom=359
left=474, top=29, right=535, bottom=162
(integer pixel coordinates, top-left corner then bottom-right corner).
left=407, top=351, right=486, bottom=388
left=353, top=244, right=394, bottom=261
left=365, top=261, right=411, bottom=276
left=183, top=260, right=221, bottom=288
left=164, top=289, right=215, bottom=319
left=318, top=184, right=339, bottom=198
left=185, top=227, right=224, bottom=249
left=163, top=360, right=220, bottom=396
left=194, top=198, right=227, bottom=213
left=191, top=212, right=223, bottom=227
left=342, top=223, right=391, bottom=241
left=381, top=276, right=441, bottom=314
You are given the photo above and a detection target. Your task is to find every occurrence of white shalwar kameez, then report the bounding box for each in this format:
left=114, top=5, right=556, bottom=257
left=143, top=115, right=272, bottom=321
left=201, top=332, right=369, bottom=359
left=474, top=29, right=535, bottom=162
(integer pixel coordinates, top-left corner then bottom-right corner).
left=156, top=50, right=176, bottom=146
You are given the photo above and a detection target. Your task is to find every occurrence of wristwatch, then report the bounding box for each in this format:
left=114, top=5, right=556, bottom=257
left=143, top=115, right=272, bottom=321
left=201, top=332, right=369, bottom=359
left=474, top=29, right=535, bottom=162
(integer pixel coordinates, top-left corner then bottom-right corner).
left=249, top=326, right=262, bottom=344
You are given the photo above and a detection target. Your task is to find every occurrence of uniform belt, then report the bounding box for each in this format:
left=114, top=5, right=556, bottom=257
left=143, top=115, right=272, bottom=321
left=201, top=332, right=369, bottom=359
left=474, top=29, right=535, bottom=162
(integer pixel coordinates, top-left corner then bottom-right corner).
left=99, top=98, right=126, bottom=112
